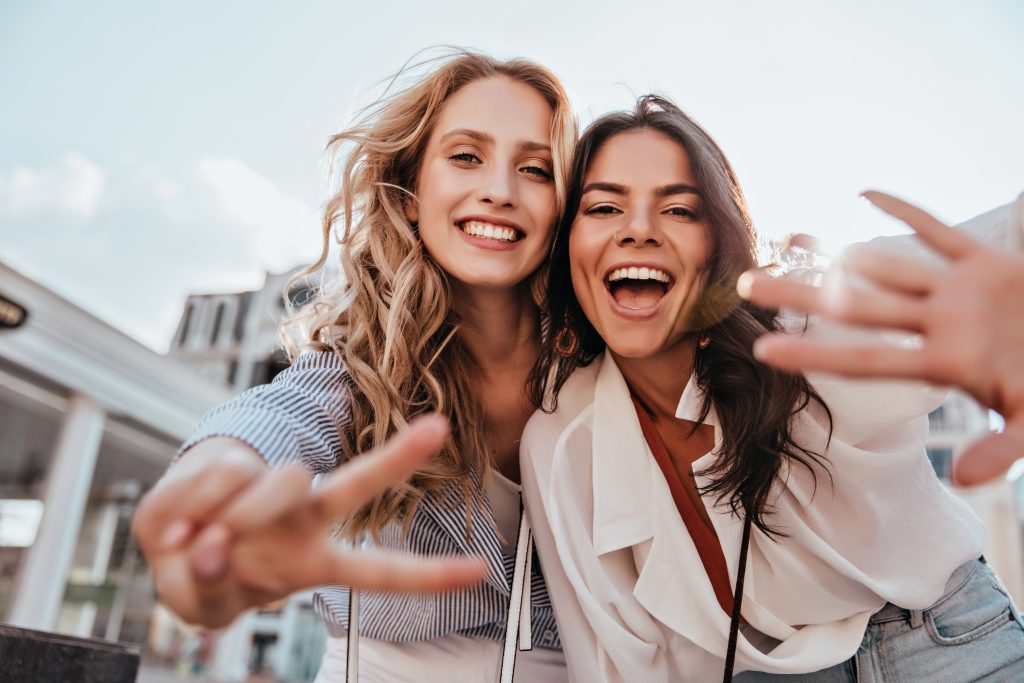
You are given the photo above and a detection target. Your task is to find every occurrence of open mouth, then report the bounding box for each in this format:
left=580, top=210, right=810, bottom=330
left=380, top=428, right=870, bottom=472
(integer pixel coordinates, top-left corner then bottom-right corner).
left=606, top=266, right=673, bottom=311
left=458, top=220, right=524, bottom=243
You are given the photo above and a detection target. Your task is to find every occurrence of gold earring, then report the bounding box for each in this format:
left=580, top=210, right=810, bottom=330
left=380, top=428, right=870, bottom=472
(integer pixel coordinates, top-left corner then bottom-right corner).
left=554, top=317, right=580, bottom=357
left=698, top=333, right=711, bottom=349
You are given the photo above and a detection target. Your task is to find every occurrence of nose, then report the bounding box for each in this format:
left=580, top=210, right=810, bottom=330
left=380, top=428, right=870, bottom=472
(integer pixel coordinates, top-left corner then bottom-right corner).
left=615, top=209, right=662, bottom=247
left=478, top=163, right=516, bottom=208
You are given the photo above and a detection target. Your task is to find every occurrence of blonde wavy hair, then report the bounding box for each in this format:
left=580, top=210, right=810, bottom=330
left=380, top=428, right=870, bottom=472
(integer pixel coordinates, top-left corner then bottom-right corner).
left=282, top=49, right=575, bottom=539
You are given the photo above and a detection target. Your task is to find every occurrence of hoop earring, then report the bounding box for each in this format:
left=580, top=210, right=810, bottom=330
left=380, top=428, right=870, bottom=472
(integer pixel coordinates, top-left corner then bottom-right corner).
left=554, top=316, right=580, bottom=357
left=698, top=333, right=711, bottom=349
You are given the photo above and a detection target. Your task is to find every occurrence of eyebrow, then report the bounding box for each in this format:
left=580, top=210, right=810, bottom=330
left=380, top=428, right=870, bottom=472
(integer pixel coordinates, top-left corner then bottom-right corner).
left=581, top=181, right=702, bottom=198
left=439, top=128, right=550, bottom=153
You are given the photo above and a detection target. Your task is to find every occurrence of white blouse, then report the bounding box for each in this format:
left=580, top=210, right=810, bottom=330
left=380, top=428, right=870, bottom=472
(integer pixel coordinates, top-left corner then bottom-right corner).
left=519, top=195, right=1023, bottom=682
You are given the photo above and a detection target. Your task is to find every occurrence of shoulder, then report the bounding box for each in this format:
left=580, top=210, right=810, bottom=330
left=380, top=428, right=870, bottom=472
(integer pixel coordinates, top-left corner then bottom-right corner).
left=273, top=347, right=356, bottom=394
left=522, top=359, right=600, bottom=462
left=282, top=347, right=348, bottom=374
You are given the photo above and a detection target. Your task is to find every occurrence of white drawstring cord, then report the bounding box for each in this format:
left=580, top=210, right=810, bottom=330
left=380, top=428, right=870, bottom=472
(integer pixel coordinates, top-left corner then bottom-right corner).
left=346, top=588, right=359, bottom=683
left=500, top=511, right=533, bottom=683
left=519, top=535, right=533, bottom=651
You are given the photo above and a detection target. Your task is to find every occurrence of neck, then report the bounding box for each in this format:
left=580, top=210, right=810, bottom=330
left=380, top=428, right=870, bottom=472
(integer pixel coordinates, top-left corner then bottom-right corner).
left=451, top=281, right=540, bottom=375
left=612, top=340, right=698, bottom=420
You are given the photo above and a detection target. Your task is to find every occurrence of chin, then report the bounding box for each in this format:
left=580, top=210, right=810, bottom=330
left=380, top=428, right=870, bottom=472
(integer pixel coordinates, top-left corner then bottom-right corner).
left=604, top=336, right=662, bottom=360
left=451, top=267, right=532, bottom=291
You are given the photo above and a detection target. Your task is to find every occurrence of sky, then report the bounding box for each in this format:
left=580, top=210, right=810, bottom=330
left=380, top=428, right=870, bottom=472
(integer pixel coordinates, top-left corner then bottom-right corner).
left=1, top=0, right=1022, bottom=351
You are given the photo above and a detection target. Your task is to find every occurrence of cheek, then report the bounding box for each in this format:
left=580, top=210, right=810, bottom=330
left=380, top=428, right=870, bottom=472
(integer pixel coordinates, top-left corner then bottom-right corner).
left=678, top=228, right=713, bottom=274
left=526, top=185, right=559, bottom=240
left=414, top=162, right=448, bottom=216
left=568, top=228, right=600, bottom=310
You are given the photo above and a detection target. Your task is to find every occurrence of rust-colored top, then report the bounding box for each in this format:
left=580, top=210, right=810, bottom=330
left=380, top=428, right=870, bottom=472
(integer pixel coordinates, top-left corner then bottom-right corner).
left=631, top=395, right=735, bottom=616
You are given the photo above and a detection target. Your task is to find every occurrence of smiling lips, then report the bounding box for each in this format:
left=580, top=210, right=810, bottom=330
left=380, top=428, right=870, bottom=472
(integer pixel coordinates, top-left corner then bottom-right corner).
left=606, top=265, right=673, bottom=312
left=458, top=219, right=524, bottom=243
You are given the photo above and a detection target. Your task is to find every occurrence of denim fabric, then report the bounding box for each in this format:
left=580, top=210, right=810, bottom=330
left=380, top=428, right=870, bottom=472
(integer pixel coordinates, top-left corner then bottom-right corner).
left=737, top=559, right=1024, bottom=682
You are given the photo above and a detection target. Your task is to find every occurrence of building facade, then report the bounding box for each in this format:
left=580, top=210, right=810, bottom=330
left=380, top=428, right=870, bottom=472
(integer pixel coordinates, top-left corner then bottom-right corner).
left=0, top=261, right=231, bottom=650
left=167, top=268, right=311, bottom=392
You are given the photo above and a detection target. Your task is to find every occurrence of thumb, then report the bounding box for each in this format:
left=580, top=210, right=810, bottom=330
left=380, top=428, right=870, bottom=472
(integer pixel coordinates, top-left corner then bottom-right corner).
left=952, top=418, right=1024, bottom=487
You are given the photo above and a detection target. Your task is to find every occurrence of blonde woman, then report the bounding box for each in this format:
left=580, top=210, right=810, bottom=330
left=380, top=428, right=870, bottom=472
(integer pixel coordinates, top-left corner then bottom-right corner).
left=133, top=51, right=576, bottom=682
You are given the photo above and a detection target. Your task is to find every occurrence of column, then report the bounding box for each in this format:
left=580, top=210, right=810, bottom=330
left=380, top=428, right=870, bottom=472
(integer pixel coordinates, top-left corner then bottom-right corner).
left=75, top=501, right=121, bottom=637
left=8, top=393, right=106, bottom=631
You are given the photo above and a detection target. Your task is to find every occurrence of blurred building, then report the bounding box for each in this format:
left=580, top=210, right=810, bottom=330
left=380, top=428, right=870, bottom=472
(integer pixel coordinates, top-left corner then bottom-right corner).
left=0, top=261, right=230, bottom=647
left=167, top=268, right=314, bottom=392
left=167, top=267, right=327, bottom=682
left=928, top=393, right=1024, bottom=603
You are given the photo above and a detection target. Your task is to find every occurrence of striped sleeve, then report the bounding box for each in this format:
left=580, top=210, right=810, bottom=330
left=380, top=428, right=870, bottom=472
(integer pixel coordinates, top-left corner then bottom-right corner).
left=176, top=350, right=353, bottom=473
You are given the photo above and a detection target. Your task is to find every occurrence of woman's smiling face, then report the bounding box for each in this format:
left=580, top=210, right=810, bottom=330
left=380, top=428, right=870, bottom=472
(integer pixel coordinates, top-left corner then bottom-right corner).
left=410, top=76, right=559, bottom=292
left=569, top=128, right=712, bottom=360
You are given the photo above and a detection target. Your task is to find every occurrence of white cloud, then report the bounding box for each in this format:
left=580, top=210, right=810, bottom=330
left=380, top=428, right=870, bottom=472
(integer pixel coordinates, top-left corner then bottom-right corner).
left=0, top=152, right=106, bottom=220
left=196, top=156, right=322, bottom=272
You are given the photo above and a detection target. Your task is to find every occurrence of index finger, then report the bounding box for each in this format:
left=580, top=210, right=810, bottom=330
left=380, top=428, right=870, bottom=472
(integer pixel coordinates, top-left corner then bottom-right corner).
left=310, top=414, right=449, bottom=521
left=862, top=190, right=977, bottom=260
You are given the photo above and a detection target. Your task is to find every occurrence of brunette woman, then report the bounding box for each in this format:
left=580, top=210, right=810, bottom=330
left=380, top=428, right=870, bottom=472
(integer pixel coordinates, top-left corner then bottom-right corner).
left=521, top=95, right=1024, bottom=681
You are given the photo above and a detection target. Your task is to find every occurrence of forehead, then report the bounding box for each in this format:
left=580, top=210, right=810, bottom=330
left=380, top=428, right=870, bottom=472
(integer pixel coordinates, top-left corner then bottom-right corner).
left=585, top=129, right=697, bottom=187
left=432, top=76, right=554, bottom=146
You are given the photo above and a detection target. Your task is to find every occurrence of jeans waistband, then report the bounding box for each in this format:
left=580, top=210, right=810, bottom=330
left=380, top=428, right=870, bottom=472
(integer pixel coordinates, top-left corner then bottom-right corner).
left=869, top=558, right=981, bottom=625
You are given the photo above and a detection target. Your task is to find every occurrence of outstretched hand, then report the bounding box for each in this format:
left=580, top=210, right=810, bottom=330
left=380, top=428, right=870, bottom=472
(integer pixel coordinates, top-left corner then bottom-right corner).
left=737, top=191, right=1024, bottom=487
left=133, top=415, right=487, bottom=628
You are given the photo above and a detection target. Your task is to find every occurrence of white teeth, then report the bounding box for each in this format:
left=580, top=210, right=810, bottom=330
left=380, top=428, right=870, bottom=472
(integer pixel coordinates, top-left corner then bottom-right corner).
left=607, top=266, right=672, bottom=284
left=460, top=221, right=519, bottom=242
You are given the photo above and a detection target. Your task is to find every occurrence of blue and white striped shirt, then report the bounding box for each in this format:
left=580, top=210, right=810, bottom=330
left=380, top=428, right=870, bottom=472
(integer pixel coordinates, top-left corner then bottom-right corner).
left=180, top=351, right=561, bottom=650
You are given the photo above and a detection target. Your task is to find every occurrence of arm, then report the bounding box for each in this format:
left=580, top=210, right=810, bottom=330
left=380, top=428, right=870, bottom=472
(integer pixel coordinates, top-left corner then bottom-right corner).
left=739, top=190, right=1024, bottom=485
left=178, top=349, right=354, bottom=473
left=135, top=352, right=486, bottom=628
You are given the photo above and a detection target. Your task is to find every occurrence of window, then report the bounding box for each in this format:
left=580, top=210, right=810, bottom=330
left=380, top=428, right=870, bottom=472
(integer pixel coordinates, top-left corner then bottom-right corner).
left=210, top=302, right=226, bottom=345
left=178, top=303, right=194, bottom=346
left=233, top=292, right=252, bottom=342
left=287, top=286, right=313, bottom=309
left=926, top=447, right=953, bottom=481
left=249, top=350, right=291, bottom=388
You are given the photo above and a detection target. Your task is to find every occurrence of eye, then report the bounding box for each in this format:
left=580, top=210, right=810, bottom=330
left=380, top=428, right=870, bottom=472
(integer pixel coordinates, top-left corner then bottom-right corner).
left=664, top=205, right=700, bottom=219
left=448, top=150, right=482, bottom=165
left=583, top=204, right=621, bottom=216
left=520, top=163, right=553, bottom=180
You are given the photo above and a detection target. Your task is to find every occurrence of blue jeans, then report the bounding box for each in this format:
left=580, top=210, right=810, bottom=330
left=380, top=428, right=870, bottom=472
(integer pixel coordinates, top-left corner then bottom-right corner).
left=737, top=559, right=1024, bottom=682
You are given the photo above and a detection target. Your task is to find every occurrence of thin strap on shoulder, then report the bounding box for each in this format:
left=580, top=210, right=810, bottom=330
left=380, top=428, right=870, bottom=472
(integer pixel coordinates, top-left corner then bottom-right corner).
left=723, top=514, right=752, bottom=683
left=500, top=509, right=533, bottom=683
left=346, top=588, right=359, bottom=683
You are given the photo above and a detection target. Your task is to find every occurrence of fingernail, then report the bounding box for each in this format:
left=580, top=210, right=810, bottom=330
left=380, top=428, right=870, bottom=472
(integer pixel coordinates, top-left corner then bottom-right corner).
left=752, top=338, right=769, bottom=360
left=160, top=520, right=192, bottom=550
left=736, top=271, right=754, bottom=299
left=193, top=549, right=226, bottom=580
left=416, top=413, right=450, bottom=438
left=192, top=526, right=230, bottom=579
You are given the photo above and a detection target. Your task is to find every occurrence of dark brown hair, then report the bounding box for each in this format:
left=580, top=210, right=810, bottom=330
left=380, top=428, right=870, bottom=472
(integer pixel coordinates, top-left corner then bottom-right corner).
left=528, top=95, right=832, bottom=535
